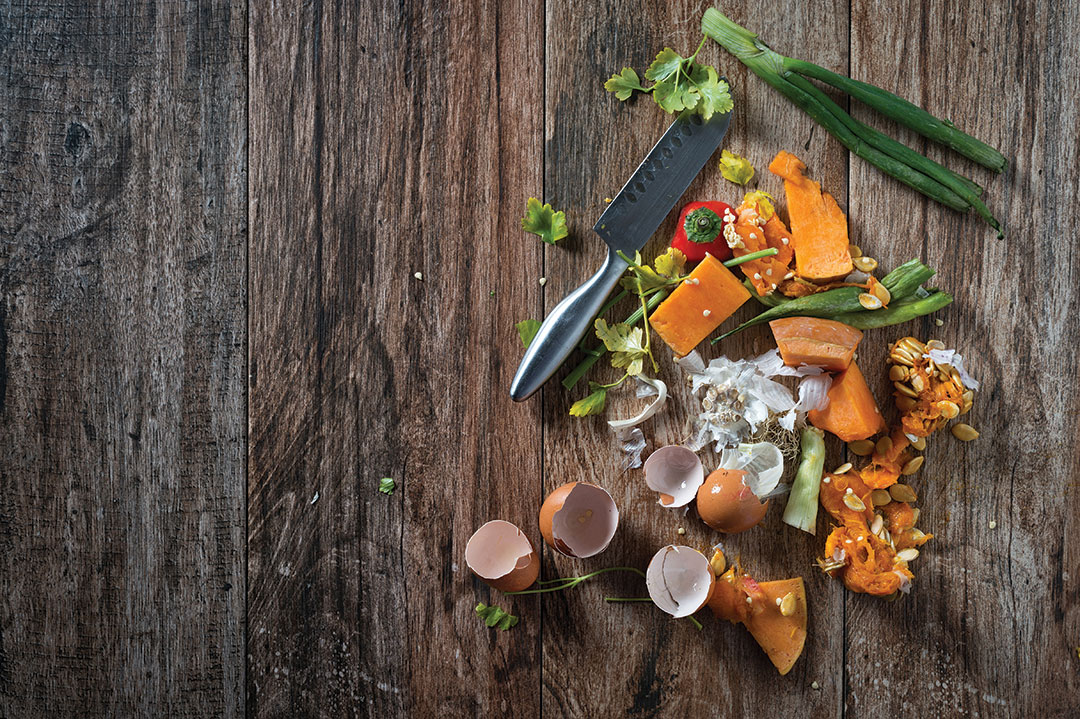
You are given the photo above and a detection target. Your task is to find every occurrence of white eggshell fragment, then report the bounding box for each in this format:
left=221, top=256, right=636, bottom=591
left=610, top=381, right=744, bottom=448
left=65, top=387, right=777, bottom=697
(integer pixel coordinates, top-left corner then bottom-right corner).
left=541, top=483, right=620, bottom=558
left=717, top=442, right=784, bottom=499
left=643, top=446, right=704, bottom=508
left=464, top=520, right=540, bottom=592
left=646, top=545, right=715, bottom=618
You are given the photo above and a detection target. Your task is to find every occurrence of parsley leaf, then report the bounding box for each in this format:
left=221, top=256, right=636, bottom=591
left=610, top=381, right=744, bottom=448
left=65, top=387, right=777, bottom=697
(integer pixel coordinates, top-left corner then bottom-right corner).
left=520, top=197, right=568, bottom=245
left=604, top=67, right=645, bottom=100
left=378, top=477, right=396, bottom=494
left=654, top=247, right=687, bottom=278
left=475, top=602, right=519, bottom=631
left=594, top=319, right=647, bottom=376
left=569, top=383, right=608, bottom=417
left=515, top=319, right=541, bottom=348
left=605, top=42, right=733, bottom=120
left=644, top=47, right=684, bottom=83
left=719, top=149, right=754, bottom=185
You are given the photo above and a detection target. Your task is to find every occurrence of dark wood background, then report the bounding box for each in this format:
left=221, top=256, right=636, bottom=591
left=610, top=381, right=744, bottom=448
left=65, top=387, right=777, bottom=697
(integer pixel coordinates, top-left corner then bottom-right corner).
left=2, top=0, right=1078, bottom=717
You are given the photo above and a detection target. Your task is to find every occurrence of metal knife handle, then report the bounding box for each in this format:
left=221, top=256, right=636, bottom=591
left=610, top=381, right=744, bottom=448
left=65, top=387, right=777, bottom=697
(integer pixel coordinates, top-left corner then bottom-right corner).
left=510, top=247, right=629, bottom=402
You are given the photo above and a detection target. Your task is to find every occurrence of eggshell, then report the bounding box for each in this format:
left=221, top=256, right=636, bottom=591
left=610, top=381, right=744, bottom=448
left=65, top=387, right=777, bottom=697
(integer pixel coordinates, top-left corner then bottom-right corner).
left=696, top=468, right=769, bottom=533
left=538, top=482, right=619, bottom=558
left=646, top=545, right=716, bottom=618
left=643, top=446, right=704, bottom=508
left=464, top=520, right=540, bottom=592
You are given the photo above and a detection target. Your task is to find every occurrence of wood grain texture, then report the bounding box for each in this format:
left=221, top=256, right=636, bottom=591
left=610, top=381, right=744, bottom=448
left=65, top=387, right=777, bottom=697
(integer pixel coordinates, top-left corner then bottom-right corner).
left=539, top=2, right=849, bottom=716
left=247, top=0, right=543, bottom=715
left=844, top=1, right=1080, bottom=717
left=0, top=1, right=246, bottom=717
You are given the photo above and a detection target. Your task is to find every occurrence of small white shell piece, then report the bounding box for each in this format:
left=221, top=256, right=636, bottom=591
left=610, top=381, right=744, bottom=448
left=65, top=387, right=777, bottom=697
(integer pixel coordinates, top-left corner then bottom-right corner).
left=646, top=545, right=715, bottom=618
left=643, top=446, right=704, bottom=508
left=717, top=442, right=784, bottom=499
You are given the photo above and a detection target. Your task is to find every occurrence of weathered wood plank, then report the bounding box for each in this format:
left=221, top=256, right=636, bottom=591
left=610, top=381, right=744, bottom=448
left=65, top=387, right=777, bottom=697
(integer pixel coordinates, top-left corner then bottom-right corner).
left=248, top=0, right=543, bottom=715
left=539, top=2, right=849, bottom=715
left=843, top=1, right=1080, bottom=717
left=0, top=2, right=246, bottom=717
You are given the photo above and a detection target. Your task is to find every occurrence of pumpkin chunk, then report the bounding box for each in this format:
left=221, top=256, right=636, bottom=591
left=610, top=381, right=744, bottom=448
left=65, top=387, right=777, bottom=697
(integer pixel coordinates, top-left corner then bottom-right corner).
left=743, top=578, right=807, bottom=676
left=650, top=254, right=750, bottom=357
left=769, top=317, right=863, bottom=372
left=808, top=360, right=886, bottom=441
left=768, top=151, right=853, bottom=282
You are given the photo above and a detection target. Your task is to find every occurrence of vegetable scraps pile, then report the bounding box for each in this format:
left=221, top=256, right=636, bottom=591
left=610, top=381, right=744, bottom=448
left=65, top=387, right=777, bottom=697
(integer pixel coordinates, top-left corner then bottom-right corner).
left=472, top=7, right=997, bottom=678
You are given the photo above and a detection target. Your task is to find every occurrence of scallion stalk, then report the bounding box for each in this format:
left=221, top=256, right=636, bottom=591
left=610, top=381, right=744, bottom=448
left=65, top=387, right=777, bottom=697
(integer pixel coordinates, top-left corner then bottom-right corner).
left=782, top=427, right=825, bottom=534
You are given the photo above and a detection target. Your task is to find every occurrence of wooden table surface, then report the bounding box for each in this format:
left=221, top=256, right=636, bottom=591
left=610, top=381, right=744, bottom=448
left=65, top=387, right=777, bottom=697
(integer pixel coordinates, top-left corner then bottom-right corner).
left=2, top=1, right=1078, bottom=717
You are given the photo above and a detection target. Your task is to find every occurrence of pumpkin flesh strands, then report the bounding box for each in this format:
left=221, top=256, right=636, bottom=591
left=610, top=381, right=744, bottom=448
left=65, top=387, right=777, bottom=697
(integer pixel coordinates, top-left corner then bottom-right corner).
left=701, top=8, right=1004, bottom=237
left=563, top=248, right=779, bottom=390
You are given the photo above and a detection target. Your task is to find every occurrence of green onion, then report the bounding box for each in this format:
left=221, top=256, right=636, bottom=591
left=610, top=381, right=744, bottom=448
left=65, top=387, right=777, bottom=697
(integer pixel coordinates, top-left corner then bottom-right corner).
left=783, top=57, right=1007, bottom=173
left=702, top=9, right=1005, bottom=237
left=782, top=427, right=825, bottom=534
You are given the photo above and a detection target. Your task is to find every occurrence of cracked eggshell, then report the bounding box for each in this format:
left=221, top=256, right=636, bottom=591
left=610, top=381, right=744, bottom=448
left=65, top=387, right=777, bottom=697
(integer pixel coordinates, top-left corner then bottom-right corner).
left=643, top=446, right=704, bottom=508
left=538, top=482, right=619, bottom=558
left=696, top=468, right=769, bottom=533
left=465, top=520, right=540, bottom=592
left=646, top=545, right=716, bottom=618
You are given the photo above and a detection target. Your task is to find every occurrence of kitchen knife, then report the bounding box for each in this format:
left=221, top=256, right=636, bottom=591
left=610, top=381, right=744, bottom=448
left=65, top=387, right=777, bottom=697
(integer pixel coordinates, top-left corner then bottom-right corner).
left=510, top=106, right=733, bottom=402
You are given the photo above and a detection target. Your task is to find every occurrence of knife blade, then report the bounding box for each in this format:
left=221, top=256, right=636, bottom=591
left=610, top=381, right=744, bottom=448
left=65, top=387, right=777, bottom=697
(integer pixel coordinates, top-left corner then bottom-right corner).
left=510, top=105, right=733, bottom=402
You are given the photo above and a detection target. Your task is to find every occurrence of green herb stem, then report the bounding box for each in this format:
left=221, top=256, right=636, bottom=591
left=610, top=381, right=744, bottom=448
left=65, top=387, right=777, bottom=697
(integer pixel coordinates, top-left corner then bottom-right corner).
left=562, top=291, right=668, bottom=390
left=504, top=566, right=647, bottom=595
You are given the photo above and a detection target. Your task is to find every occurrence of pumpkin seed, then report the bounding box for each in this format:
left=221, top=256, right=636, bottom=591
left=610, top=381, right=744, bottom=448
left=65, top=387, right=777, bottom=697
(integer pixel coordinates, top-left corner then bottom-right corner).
left=897, top=548, right=920, bottom=562
left=871, top=282, right=892, bottom=305
left=952, top=423, right=979, bottom=441
left=962, top=390, right=974, bottom=403
left=911, top=508, right=920, bottom=524
left=889, top=483, right=918, bottom=503
left=936, top=400, right=960, bottom=419
left=833, top=462, right=853, bottom=475
left=899, top=337, right=927, bottom=355
left=894, top=381, right=919, bottom=398
left=910, top=373, right=926, bottom=393
left=848, top=243, right=863, bottom=258
left=909, top=528, right=927, bottom=542
left=843, top=493, right=867, bottom=512
left=895, top=395, right=917, bottom=412
left=911, top=436, right=927, bottom=451
left=779, top=591, right=796, bottom=617
left=889, top=365, right=909, bottom=382
left=926, top=339, right=946, bottom=351
left=859, top=292, right=883, bottom=310
left=848, top=439, right=875, bottom=456
left=876, top=435, right=894, bottom=456
left=870, top=514, right=884, bottom=535
left=960, top=399, right=973, bottom=415
left=710, top=549, right=727, bottom=576
left=900, top=456, right=925, bottom=475
left=871, top=489, right=892, bottom=507
left=853, top=256, right=878, bottom=272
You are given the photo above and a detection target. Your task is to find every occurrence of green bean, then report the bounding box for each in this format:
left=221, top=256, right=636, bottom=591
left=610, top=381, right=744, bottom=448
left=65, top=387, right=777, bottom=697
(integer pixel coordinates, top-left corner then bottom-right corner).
left=713, top=259, right=935, bottom=341
left=829, top=291, right=953, bottom=330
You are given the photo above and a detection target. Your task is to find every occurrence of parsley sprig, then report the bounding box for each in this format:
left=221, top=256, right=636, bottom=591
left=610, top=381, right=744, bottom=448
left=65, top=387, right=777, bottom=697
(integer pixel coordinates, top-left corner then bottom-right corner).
left=605, top=39, right=733, bottom=119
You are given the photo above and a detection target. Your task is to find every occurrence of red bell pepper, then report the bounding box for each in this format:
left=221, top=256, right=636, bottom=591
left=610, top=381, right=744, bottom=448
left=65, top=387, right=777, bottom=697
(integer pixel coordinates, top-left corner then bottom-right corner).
left=670, top=200, right=735, bottom=263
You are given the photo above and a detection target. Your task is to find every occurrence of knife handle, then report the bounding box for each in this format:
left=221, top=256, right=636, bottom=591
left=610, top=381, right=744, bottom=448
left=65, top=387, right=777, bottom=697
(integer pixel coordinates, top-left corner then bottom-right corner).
left=510, top=247, right=630, bottom=402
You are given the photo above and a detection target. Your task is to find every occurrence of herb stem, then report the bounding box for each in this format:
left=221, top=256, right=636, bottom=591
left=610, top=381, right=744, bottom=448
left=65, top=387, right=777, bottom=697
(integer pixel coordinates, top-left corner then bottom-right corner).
left=504, top=566, right=647, bottom=595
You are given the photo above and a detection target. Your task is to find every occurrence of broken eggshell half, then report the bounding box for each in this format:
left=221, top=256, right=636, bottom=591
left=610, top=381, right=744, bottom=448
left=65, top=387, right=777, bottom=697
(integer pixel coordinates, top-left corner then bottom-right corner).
left=646, top=545, right=716, bottom=618
left=465, top=520, right=540, bottom=592
left=643, top=446, right=704, bottom=508
left=538, top=482, right=619, bottom=558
